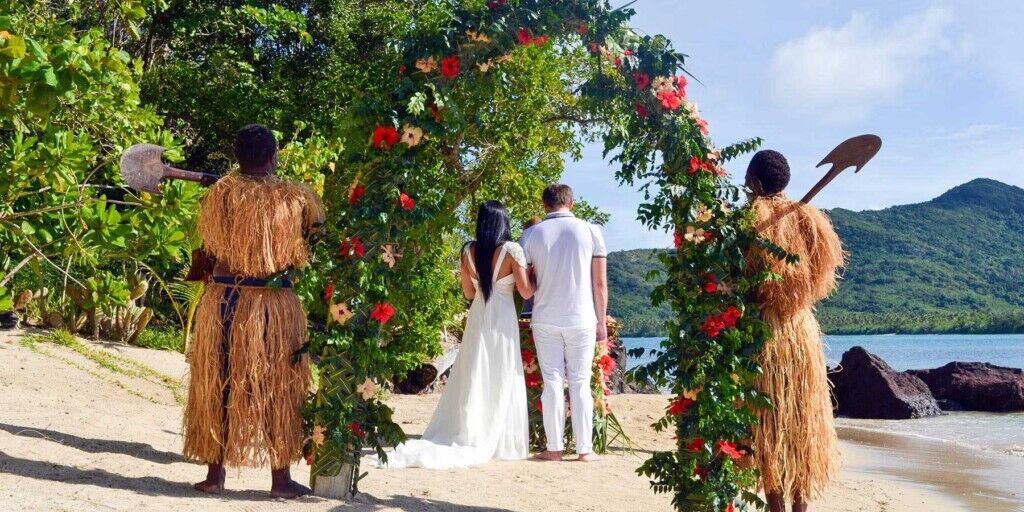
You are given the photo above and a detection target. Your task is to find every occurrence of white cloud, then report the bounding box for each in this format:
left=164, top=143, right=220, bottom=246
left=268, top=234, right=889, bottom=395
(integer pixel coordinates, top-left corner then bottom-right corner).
left=933, top=124, right=1015, bottom=142
left=769, top=7, right=956, bottom=121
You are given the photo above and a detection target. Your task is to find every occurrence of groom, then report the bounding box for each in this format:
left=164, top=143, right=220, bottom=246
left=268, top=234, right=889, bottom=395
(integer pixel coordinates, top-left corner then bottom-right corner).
left=521, top=184, right=608, bottom=462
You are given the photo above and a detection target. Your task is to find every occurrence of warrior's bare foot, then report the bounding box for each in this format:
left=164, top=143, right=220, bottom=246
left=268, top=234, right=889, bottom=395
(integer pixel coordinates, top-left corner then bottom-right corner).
left=577, top=453, right=602, bottom=462
left=193, top=463, right=225, bottom=494
left=270, top=467, right=311, bottom=499
left=532, top=450, right=563, bottom=461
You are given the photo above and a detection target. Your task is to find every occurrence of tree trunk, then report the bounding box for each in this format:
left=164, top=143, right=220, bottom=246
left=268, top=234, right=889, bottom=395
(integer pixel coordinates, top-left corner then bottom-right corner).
left=393, top=345, right=460, bottom=394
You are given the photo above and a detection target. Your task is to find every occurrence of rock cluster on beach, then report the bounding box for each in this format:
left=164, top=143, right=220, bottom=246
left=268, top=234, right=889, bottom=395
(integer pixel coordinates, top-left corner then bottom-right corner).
left=829, top=346, right=942, bottom=419
left=829, top=346, right=1024, bottom=419
left=908, top=362, right=1024, bottom=412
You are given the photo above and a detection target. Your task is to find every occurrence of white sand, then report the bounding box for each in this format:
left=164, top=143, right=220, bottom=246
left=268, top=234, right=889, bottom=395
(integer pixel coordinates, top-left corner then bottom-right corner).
left=0, top=329, right=970, bottom=511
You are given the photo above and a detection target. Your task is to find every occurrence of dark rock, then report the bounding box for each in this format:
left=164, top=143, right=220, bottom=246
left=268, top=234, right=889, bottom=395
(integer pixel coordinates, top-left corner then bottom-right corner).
left=607, top=339, right=628, bottom=394
left=908, top=362, right=1024, bottom=412
left=935, top=399, right=966, bottom=411
left=0, top=311, right=18, bottom=330
left=829, top=346, right=942, bottom=419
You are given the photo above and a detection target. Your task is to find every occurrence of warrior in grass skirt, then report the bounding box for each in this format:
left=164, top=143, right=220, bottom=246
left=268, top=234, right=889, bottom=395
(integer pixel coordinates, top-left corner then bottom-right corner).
left=744, top=150, right=845, bottom=512
left=183, top=125, right=323, bottom=498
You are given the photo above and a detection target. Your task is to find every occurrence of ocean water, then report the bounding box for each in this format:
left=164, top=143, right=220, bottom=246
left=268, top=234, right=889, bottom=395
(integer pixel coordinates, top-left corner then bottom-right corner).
left=622, top=334, right=1024, bottom=457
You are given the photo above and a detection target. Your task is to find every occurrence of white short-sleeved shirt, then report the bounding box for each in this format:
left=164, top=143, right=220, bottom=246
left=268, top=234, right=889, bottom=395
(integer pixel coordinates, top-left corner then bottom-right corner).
left=521, top=211, right=607, bottom=328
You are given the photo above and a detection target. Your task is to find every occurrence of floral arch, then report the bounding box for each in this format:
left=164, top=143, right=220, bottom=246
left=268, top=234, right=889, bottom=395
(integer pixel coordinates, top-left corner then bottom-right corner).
left=305, top=1, right=771, bottom=510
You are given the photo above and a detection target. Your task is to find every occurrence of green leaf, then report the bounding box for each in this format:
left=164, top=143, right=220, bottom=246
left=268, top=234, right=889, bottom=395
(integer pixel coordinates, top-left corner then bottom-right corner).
left=0, top=34, right=26, bottom=58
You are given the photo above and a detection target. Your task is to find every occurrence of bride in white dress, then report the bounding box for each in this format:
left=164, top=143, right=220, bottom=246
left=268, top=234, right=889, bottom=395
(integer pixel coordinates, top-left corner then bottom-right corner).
left=380, top=200, right=534, bottom=469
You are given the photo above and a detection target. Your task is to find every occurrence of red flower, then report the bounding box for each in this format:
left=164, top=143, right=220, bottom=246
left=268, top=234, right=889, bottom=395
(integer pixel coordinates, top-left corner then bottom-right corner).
left=371, top=125, right=399, bottom=149
left=304, top=451, right=313, bottom=465
left=534, top=400, right=543, bottom=412
left=440, top=55, right=459, bottom=78
left=521, top=349, right=536, bottom=366
left=397, top=64, right=406, bottom=80
left=576, top=22, right=588, bottom=35
left=533, top=34, right=549, bottom=45
left=525, top=372, right=543, bottom=389
left=722, top=306, right=743, bottom=327
left=349, top=421, right=366, bottom=439
left=623, top=49, right=635, bottom=56
left=703, top=230, right=715, bottom=242
left=667, top=396, right=694, bottom=416
left=687, top=437, right=705, bottom=453
left=633, top=72, right=650, bottom=90
left=635, top=102, right=649, bottom=118
left=487, top=0, right=505, bottom=8
left=348, top=185, right=365, bottom=205
left=588, top=42, right=600, bottom=54
left=693, top=465, right=707, bottom=480
left=675, top=75, right=688, bottom=96
left=716, top=440, right=746, bottom=460
left=603, top=387, right=611, bottom=396
left=429, top=103, right=442, bottom=122
left=673, top=230, right=683, bottom=249
left=370, top=302, right=396, bottom=324
left=323, top=282, right=335, bottom=301
left=340, top=236, right=365, bottom=258
left=613, top=56, right=622, bottom=67
left=598, top=354, right=615, bottom=374
left=689, top=155, right=702, bottom=175
left=398, top=192, right=416, bottom=210
left=517, top=28, right=532, bottom=45
left=724, top=502, right=735, bottom=512
left=702, top=316, right=725, bottom=338
left=704, top=281, right=718, bottom=294
left=657, top=90, right=681, bottom=110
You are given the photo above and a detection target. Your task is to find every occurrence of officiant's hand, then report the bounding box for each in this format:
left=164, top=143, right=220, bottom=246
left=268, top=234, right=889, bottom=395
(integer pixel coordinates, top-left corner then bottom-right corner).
left=595, top=321, right=607, bottom=342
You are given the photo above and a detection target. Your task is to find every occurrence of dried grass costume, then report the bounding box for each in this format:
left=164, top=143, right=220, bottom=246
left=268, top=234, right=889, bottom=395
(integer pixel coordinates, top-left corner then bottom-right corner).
left=183, top=173, right=323, bottom=468
left=747, top=194, right=845, bottom=501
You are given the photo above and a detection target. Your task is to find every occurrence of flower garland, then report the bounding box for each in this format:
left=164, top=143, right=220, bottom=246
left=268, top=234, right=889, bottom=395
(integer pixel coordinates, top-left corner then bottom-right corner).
left=305, top=2, right=774, bottom=509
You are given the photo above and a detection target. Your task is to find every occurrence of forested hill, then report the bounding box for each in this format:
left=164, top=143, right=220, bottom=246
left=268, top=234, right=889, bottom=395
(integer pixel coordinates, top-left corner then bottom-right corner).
left=608, top=179, right=1024, bottom=336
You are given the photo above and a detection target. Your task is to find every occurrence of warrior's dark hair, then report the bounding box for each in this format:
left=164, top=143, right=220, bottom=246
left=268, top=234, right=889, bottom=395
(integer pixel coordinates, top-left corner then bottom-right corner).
left=234, top=124, right=277, bottom=169
left=472, top=200, right=512, bottom=302
left=746, top=149, right=791, bottom=196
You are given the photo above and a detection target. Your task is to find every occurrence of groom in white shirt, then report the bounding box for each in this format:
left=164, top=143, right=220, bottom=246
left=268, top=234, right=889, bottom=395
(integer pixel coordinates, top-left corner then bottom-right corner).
left=521, top=184, right=609, bottom=462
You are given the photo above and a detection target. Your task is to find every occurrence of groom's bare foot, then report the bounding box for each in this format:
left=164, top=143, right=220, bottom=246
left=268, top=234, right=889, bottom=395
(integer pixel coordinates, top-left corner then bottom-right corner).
left=577, top=453, right=602, bottom=462
left=533, top=450, right=563, bottom=461
left=193, top=463, right=225, bottom=494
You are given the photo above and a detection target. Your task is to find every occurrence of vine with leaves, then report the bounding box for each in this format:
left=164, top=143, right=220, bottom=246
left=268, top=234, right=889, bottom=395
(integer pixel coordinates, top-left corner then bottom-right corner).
left=301, top=1, right=779, bottom=510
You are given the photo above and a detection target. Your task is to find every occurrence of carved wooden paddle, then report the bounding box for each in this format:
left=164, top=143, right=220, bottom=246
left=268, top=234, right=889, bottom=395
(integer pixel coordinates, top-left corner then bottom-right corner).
left=801, top=134, right=882, bottom=204
left=120, top=144, right=218, bottom=194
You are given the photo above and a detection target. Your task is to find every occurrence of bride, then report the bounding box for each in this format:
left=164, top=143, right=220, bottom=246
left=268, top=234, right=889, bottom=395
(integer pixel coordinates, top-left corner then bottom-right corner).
left=380, top=200, right=534, bottom=469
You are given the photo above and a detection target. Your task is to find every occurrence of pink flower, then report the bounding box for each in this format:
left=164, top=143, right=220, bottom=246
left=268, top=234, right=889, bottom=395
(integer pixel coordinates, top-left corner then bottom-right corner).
left=695, top=117, right=709, bottom=136
left=598, top=354, right=615, bottom=374
left=657, top=90, right=681, bottom=110
left=716, top=440, right=746, bottom=460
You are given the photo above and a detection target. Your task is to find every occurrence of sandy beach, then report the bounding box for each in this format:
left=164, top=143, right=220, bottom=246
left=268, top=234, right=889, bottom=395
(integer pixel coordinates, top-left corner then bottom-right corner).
left=1, top=328, right=1017, bottom=512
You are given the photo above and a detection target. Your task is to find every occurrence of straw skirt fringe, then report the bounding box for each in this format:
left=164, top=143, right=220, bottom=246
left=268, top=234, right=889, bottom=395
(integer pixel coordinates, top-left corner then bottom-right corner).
left=183, top=283, right=310, bottom=468
left=754, top=308, right=839, bottom=500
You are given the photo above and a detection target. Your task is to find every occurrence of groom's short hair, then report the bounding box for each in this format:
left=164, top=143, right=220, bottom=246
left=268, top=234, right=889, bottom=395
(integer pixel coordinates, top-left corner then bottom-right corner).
left=542, top=184, right=573, bottom=208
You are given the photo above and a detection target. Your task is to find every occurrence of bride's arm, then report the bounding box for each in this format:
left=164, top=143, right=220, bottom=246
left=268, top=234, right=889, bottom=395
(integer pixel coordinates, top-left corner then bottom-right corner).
left=460, top=250, right=476, bottom=300
left=511, top=259, right=534, bottom=300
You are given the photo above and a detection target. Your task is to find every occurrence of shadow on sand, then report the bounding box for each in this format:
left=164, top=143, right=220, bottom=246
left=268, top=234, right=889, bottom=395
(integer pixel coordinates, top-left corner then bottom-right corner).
left=335, top=493, right=517, bottom=511
left=0, top=422, right=182, bottom=465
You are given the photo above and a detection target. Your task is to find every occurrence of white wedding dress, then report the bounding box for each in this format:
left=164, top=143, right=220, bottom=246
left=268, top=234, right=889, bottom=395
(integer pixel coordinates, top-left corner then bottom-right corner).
left=379, top=241, right=529, bottom=469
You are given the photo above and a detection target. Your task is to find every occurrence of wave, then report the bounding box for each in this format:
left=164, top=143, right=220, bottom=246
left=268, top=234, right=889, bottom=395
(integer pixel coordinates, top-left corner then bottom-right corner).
left=836, top=422, right=1024, bottom=459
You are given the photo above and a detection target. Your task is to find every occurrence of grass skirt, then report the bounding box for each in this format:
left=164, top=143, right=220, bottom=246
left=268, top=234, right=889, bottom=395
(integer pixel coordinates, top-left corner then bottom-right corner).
left=754, top=309, right=839, bottom=500
left=182, top=283, right=310, bottom=469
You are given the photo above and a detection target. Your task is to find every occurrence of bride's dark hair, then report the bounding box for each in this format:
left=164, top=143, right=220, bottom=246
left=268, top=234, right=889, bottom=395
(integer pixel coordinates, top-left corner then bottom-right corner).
left=472, top=200, right=512, bottom=301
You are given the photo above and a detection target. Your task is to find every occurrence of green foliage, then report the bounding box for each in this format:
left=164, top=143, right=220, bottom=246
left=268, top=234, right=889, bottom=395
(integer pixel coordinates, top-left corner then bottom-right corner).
left=0, top=2, right=199, bottom=343
left=136, top=325, right=185, bottom=352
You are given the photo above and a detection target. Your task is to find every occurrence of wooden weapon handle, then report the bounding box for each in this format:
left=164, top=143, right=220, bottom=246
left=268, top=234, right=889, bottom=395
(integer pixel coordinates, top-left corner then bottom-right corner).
left=164, top=165, right=219, bottom=187
left=800, top=166, right=843, bottom=204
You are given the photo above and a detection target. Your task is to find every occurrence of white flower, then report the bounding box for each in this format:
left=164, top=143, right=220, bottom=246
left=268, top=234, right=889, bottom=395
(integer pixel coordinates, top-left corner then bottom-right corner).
left=650, top=76, right=674, bottom=94
left=311, top=424, right=326, bottom=446
left=356, top=377, right=378, bottom=400
left=401, top=124, right=424, bottom=147
left=328, top=302, right=354, bottom=325
left=466, top=30, right=491, bottom=43
left=476, top=60, right=494, bottom=73
left=684, top=225, right=706, bottom=243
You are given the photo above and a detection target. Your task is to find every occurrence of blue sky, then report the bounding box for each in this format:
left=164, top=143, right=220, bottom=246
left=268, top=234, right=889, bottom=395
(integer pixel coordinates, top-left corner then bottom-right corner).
left=561, top=1, right=1024, bottom=250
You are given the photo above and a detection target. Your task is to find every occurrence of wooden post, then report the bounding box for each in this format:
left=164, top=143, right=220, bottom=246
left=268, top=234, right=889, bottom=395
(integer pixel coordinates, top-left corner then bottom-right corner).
left=312, top=463, right=355, bottom=499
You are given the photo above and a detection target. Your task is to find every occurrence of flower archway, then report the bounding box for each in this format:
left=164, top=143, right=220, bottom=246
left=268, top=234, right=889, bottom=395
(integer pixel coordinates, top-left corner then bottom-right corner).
left=305, top=1, right=772, bottom=510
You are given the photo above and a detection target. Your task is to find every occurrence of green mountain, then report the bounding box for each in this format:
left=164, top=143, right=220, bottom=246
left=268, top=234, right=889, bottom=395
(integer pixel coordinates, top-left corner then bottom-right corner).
left=608, top=179, right=1024, bottom=336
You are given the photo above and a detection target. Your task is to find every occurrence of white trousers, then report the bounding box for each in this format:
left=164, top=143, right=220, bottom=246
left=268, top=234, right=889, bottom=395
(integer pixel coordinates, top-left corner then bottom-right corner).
left=531, top=323, right=596, bottom=454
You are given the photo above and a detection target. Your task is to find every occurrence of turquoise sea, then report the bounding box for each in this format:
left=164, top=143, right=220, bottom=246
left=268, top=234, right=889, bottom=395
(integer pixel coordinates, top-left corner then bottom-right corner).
left=622, top=334, right=1024, bottom=457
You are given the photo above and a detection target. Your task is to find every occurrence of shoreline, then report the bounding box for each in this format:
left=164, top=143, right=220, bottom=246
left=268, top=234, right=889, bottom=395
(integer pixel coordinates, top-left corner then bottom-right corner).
left=837, top=425, right=1024, bottom=511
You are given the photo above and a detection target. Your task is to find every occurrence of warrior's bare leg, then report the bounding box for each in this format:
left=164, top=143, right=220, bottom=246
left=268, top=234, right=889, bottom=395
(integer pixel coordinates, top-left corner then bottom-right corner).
left=193, top=463, right=225, bottom=494
left=766, top=491, right=785, bottom=512
left=792, top=492, right=808, bottom=512
left=270, top=467, right=311, bottom=499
